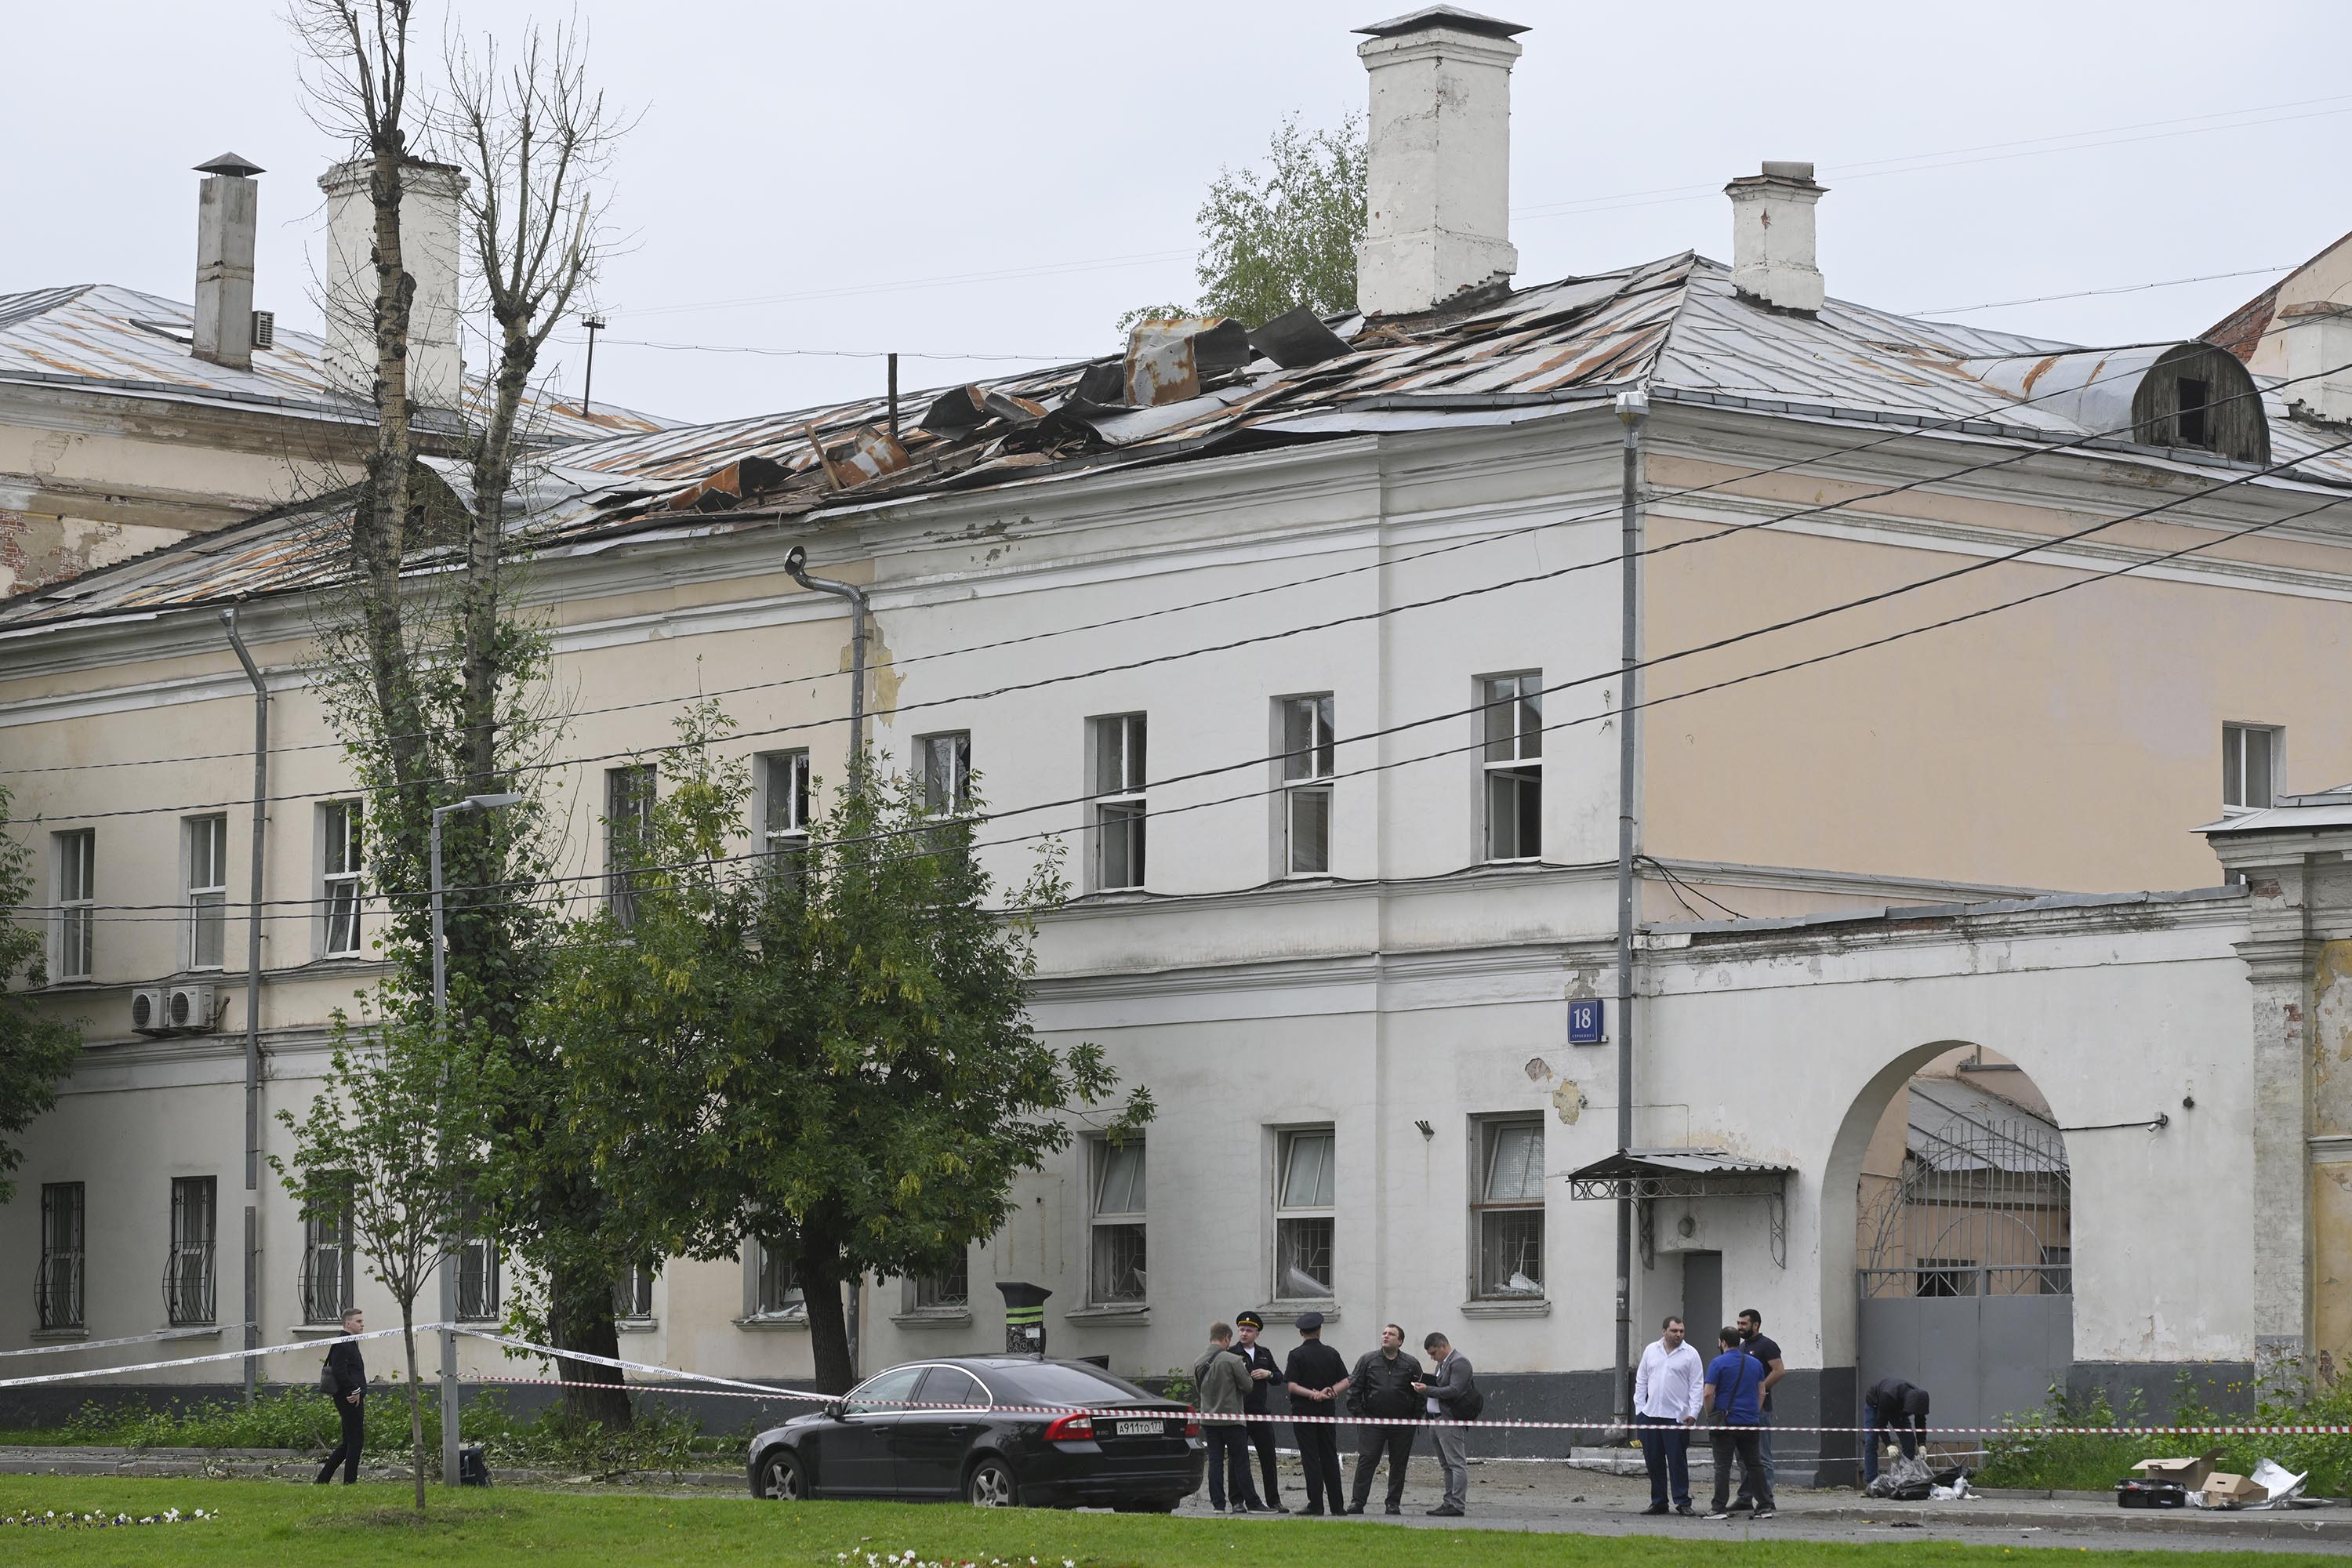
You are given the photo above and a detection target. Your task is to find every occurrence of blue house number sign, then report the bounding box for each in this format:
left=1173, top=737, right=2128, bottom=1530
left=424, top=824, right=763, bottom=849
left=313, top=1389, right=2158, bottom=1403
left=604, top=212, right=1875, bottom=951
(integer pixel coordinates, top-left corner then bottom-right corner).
left=1568, top=998, right=1605, bottom=1045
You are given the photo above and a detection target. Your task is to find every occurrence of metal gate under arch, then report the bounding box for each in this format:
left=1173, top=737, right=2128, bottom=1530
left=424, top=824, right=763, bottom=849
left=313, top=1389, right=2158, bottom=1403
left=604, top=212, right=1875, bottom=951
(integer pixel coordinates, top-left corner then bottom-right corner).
left=1855, top=1080, right=2073, bottom=1445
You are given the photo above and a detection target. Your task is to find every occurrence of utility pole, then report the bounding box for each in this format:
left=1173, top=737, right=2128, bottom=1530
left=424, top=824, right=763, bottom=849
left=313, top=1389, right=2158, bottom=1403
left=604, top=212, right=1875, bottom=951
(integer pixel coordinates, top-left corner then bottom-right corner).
left=1610, top=387, right=1649, bottom=1437
left=581, top=314, right=607, bottom=414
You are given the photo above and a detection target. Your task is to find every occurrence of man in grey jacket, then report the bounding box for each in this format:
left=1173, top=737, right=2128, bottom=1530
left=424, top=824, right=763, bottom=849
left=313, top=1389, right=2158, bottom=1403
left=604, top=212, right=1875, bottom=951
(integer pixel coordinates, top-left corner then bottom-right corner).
left=1412, top=1332, right=1475, bottom=1516
left=1192, top=1323, right=1258, bottom=1513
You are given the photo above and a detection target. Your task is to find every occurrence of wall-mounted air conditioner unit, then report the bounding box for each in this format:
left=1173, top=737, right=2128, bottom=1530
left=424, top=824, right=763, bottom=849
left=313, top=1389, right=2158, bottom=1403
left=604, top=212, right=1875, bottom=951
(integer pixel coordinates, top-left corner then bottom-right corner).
left=167, top=983, right=222, bottom=1033
left=130, top=987, right=172, bottom=1036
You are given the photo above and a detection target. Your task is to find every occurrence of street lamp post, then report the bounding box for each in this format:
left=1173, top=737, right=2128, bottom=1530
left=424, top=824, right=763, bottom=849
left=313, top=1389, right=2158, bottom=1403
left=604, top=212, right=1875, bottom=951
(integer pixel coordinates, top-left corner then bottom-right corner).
left=430, top=792, right=521, bottom=1488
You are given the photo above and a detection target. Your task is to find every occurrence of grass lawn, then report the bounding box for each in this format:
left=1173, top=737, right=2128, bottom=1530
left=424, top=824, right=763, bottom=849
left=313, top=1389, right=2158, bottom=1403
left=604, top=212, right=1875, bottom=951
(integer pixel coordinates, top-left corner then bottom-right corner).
left=0, top=1476, right=2336, bottom=1568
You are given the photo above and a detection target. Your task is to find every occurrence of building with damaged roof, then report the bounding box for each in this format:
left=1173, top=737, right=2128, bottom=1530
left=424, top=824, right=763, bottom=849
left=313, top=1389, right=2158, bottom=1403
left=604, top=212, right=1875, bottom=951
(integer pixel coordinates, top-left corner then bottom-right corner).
left=0, top=154, right=668, bottom=597
left=5, top=5, right=2352, bottom=1479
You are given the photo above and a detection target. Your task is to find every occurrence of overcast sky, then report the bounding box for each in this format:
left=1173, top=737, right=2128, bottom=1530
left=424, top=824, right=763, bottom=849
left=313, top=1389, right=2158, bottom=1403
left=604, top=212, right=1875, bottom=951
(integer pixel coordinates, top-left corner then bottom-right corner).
left=8, top=1, right=2351, bottom=426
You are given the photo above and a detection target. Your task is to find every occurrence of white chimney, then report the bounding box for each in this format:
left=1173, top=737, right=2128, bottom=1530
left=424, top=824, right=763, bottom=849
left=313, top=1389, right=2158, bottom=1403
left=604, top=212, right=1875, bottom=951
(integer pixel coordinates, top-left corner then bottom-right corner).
left=192, top=153, right=263, bottom=370
left=1725, top=161, right=1827, bottom=314
left=2279, top=303, right=2352, bottom=424
left=1352, top=6, right=1528, bottom=318
left=318, top=158, right=466, bottom=408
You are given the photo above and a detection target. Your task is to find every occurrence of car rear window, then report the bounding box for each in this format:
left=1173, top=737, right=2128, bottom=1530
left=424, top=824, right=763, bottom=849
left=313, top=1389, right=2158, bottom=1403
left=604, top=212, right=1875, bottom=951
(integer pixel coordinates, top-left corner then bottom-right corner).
left=991, top=1363, right=1156, bottom=1405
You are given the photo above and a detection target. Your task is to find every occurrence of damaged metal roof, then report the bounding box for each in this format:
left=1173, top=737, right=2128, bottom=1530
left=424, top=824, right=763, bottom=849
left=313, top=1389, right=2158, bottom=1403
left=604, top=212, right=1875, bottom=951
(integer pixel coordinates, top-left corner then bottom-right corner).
left=9, top=252, right=2352, bottom=632
left=0, top=282, right=671, bottom=445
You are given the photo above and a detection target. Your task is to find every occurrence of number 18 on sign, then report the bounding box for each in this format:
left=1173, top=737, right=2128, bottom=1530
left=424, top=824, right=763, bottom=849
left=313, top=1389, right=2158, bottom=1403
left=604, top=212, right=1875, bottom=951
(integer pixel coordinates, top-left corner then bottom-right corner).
left=1568, top=998, right=1606, bottom=1045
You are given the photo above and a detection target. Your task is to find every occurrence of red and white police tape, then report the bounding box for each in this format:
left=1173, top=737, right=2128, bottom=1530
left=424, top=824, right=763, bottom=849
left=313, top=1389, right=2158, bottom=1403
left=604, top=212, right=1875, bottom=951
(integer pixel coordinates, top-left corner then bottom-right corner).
left=8, top=1326, right=2350, bottom=1440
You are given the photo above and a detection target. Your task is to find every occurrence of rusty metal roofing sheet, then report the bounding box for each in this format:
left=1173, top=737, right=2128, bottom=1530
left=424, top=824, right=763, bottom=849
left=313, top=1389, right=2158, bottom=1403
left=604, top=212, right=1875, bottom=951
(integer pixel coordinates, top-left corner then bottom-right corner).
left=13, top=252, right=2352, bottom=632
left=0, top=282, right=672, bottom=445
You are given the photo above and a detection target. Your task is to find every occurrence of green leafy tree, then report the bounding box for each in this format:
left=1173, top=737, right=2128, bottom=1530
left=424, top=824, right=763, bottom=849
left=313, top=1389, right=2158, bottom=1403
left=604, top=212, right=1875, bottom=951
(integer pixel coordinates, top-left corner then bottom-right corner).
left=271, top=1012, right=491, bottom=1512
left=540, top=706, right=1152, bottom=1392
left=1123, top=112, right=1367, bottom=331
left=0, top=782, right=83, bottom=1204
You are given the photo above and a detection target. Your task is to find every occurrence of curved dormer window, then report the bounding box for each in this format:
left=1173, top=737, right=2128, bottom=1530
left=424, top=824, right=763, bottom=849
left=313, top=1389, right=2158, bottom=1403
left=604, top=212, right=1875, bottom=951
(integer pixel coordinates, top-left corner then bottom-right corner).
left=2132, top=343, right=2269, bottom=463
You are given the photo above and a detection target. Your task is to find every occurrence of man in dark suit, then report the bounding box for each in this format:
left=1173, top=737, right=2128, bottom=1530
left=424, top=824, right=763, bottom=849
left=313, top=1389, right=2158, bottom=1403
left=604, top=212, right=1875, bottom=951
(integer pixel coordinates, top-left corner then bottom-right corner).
left=1412, top=1332, right=1475, bottom=1516
left=1231, top=1311, right=1287, bottom=1511
left=315, top=1307, right=367, bottom=1485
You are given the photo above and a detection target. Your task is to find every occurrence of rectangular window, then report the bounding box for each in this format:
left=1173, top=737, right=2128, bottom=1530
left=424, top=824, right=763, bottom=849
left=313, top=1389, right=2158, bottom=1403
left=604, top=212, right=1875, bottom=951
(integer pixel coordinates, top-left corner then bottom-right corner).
left=613, top=1262, right=655, bottom=1322
left=913, top=1251, right=971, bottom=1311
left=605, top=764, right=655, bottom=927
left=300, top=1186, right=355, bottom=1325
left=1088, top=1140, right=1147, bottom=1304
left=1481, top=674, right=1543, bottom=861
left=2177, top=376, right=2211, bottom=448
left=39, top=1182, right=84, bottom=1331
left=456, top=1225, right=501, bottom=1323
left=2223, top=723, right=2280, bottom=810
left=1274, top=1128, right=1336, bottom=1301
left=54, top=831, right=94, bottom=982
left=1473, top=1119, right=1545, bottom=1298
left=752, top=1238, right=804, bottom=1318
left=1091, top=714, right=1147, bottom=891
left=165, top=1176, right=217, bottom=1325
left=186, top=815, right=228, bottom=970
left=916, top=731, right=972, bottom=814
left=321, top=800, right=364, bottom=958
left=760, top=750, right=812, bottom=886
left=1280, top=695, right=1335, bottom=877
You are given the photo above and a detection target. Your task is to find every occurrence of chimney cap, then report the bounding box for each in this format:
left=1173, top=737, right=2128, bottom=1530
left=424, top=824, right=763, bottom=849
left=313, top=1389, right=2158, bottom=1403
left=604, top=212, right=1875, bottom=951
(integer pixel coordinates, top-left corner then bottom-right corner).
left=1356, top=5, right=1528, bottom=39
left=1726, top=160, right=1825, bottom=194
left=194, top=152, right=265, bottom=179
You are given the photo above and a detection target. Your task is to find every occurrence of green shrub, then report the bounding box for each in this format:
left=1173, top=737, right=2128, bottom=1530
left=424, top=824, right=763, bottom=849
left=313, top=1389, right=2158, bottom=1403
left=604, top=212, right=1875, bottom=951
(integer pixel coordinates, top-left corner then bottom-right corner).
left=1981, top=1367, right=2351, bottom=1497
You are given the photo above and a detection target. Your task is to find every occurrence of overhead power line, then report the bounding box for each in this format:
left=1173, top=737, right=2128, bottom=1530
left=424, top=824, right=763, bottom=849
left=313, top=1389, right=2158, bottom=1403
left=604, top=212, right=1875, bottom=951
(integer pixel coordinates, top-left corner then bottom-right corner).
left=24, top=419, right=2351, bottom=917
left=6, top=308, right=2336, bottom=789
left=1911, top=266, right=2299, bottom=319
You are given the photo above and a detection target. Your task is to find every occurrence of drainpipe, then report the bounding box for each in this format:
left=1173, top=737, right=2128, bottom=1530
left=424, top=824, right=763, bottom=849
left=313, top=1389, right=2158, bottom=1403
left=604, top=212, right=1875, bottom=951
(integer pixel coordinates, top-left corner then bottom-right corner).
left=220, top=608, right=268, bottom=1406
left=781, top=544, right=868, bottom=1375
left=1609, top=389, right=1649, bottom=1436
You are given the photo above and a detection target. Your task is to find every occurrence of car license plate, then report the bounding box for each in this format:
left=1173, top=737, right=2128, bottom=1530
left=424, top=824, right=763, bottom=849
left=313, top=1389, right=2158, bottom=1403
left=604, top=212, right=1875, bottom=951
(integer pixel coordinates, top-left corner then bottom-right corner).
left=1116, top=1420, right=1163, bottom=1436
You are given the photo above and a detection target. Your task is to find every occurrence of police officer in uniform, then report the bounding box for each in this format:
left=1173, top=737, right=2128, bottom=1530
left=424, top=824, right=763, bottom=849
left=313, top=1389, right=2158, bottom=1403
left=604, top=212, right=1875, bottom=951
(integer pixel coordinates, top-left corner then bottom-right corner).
left=1231, top=1311, right=1288, bottom=1512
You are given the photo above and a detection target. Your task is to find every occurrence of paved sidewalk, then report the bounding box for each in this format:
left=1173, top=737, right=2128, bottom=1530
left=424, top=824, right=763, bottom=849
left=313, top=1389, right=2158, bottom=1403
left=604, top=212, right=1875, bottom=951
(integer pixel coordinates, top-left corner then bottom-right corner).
left=1177, top=1451, right=2352, bottom=1552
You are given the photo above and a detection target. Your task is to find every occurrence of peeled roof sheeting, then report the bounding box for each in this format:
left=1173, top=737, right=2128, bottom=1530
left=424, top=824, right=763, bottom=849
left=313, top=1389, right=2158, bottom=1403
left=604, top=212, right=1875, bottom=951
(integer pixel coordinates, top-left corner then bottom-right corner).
left=15, top=252, right=2352, bottom=630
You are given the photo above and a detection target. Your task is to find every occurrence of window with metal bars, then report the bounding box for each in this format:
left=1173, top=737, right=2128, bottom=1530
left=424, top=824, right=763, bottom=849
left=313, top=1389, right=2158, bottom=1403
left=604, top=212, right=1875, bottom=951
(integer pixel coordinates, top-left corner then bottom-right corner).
left=165, top=1176, right=216, bottom=1325
left=1279, top=695, right=1335, bottom=877
left=300, top=1185, right=355, bottom=1325
left=1472, top=1120, right=1544, bottom=1297
left=39, top=1182, right=84, bottom=1331
left=1091, top=715, right=1147, bottom=891
left=1274, top=1129, right=1335, bottom=1301
left=912, top=1250, right=970, bottom=1311
left=53, top=831, right=93, bottom=982
left=1481, top=674, right=1543, bottom=862
left=320, top=800, right=364, bottom=957
left=605, top=765, right=656, bottom=927
left=185, top=815, right=227, bottom=970
left=760, top=751, right=811, bottom=887
left=1089, top=1140, right=1146, bottom=1304
left=456, top=1225, right=501, bottom=1322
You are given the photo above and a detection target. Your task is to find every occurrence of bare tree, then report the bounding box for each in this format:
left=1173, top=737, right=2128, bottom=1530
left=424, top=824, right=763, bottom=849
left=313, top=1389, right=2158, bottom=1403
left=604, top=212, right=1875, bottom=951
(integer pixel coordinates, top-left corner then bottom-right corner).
left=292, top=0, right=433, bottom=804
left=442, top=18, right=621, bottom=793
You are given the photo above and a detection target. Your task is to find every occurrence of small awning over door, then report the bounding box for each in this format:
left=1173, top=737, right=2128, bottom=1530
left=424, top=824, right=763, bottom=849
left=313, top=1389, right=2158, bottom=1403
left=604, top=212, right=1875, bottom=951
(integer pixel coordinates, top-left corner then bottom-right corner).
left=1565, top=1149, right=1795, bottom=1268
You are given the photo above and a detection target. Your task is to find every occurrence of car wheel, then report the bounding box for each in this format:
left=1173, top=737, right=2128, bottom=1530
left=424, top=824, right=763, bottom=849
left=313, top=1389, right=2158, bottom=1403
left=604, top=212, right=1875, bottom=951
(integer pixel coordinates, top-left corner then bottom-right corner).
left=757, top=1449, right=807, bottom=1501
left=964, top=1456, right=1018, bottom=1508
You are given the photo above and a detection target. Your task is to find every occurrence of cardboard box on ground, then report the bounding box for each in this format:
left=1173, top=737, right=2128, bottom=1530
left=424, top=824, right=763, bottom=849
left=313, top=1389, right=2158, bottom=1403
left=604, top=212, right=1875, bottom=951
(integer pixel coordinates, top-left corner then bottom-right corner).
left=2201, top=1473, right=2267, bottom=1508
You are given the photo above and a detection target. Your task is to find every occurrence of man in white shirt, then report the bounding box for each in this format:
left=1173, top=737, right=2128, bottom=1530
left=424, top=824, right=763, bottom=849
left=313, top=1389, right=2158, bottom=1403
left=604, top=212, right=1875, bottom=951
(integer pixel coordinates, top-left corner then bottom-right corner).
left=1632, top=1315, right=1703, bottom=1515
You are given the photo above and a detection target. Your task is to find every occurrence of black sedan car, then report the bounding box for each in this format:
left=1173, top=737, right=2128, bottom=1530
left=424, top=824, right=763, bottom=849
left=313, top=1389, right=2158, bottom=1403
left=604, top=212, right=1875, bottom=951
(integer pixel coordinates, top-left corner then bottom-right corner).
left=748, top=1356, right=1203, bottom=1509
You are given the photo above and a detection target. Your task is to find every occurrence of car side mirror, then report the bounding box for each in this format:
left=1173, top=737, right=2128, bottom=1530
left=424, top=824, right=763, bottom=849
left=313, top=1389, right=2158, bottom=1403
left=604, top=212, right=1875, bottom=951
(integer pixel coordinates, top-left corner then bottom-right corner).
left=824, top=1400, right=846, bottom=1421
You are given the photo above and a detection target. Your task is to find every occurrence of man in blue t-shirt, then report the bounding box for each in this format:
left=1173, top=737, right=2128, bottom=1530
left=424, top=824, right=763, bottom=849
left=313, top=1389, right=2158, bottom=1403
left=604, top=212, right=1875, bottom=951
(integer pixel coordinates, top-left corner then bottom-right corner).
left=1700, top=1327, right=1774, bottom=1519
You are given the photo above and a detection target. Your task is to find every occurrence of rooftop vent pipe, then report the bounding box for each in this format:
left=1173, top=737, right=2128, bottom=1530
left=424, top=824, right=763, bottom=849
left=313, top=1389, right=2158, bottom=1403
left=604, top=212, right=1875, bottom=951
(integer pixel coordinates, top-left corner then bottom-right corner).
left=1352, top=6, right=1529, bottom=317
left=192, top=153, right=263, bottom=369
left=1724, top=161, right=1827, bottom=315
